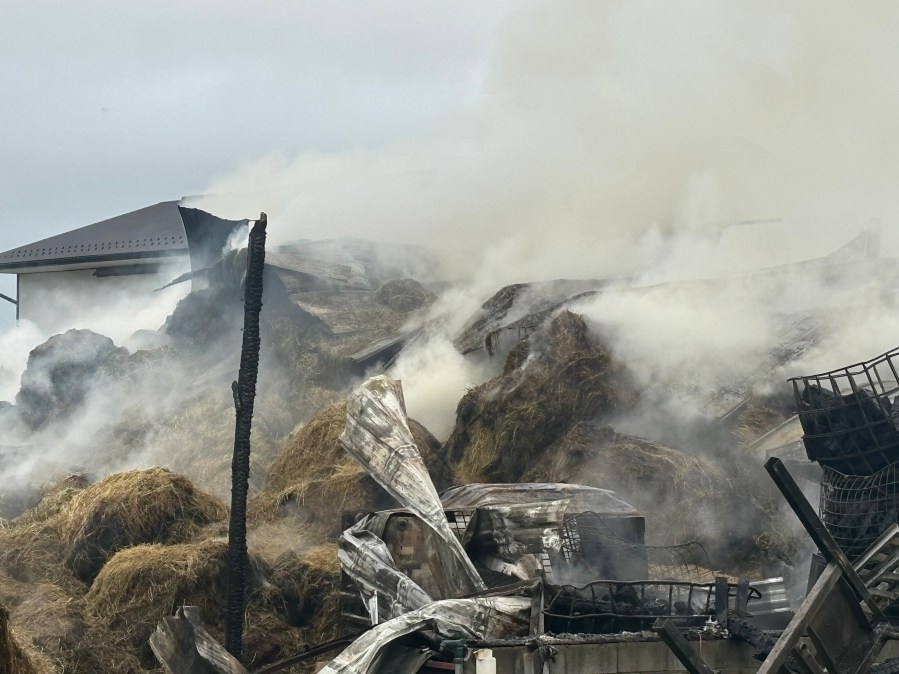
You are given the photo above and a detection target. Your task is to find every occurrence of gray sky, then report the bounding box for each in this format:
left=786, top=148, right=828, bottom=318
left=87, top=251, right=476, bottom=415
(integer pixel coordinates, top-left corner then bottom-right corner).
left=0, top=1, right=520, bottom=322
left=3, top=1, right=899, bottom=330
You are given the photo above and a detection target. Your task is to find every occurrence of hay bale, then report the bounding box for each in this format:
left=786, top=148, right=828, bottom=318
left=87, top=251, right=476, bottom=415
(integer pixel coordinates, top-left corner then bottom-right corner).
left=261, top=544, right=341, bottom=643
left=87, top=539, right=317, bottom=671
left=85, top=539, right=230, bottom=666
left=445, top=311, right=637, bottom=483
left=523, top=422, right=800, bottom=574
left=0, top=602, right=54, bottom=674
left=11, top=474, right=90, bottom=527
left=255, top=401, right=445, bottom=533
left=9, top=583, right=140, bottom=674
left=0, top=477, right=87, bottom=591
left=727, top=397, right=790, bottom=448
left=523, top=424, right=723, bottom=544
left=373, top=278, right=436, bottom=312
left=0, top=522, right=70, bottom=591
left=15, top=329, right=128, bottom=431
left=60, top=468, right=227, bottom=582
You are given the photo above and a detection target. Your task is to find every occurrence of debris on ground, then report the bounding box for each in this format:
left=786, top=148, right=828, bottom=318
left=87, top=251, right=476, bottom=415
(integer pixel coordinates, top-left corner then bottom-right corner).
left=4, top=233, right=897, bottom=672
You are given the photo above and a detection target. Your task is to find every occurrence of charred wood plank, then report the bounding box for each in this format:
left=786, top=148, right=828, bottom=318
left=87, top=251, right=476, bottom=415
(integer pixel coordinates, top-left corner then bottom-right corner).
left=150, top=606, right=248, bottom=674
left=765, top=457, right=884, bottom=622
left=653, top=618, right=718, bottom=674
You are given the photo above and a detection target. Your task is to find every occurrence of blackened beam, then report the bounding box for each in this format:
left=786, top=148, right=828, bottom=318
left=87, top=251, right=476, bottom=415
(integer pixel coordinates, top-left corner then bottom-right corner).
left=654, top=619, right=718, bottom=674
left=225, top=214, right=267, bottom=660
left=764, top=457, right=885, bottom=622
left=250, top=633, right=365, bottom=674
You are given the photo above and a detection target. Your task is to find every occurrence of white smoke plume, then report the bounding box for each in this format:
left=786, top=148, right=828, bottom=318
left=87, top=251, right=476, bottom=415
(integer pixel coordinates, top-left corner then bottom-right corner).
left=188, top=2, right=899, bottom=448
left=196, top=1, right=899, bottom=282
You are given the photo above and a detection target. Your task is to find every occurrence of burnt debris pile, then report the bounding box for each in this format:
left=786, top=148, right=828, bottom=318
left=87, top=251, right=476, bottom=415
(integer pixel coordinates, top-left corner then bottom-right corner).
left=793, top=348, right=899, bottom=559
left=4, top=235, right=883, bottom=672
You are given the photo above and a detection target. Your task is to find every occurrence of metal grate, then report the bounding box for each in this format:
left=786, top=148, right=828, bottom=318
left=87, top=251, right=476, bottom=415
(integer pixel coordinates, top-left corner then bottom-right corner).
left=543, top=579, right=760, bottom=634
left=560, top=512, right=713, bottom=583
left=820, top=464, right=899, bottom=560
left=790, top=347, right=899, bottom=475
left=447, top=510, right=471, bottom=540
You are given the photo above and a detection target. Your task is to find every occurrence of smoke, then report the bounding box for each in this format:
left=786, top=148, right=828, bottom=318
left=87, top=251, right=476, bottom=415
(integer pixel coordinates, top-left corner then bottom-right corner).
left=195, top=1, right=899, bottom=285
left=0, top=320, right=45, bottom=403
left=389, top=332, right=493, bottom=439
left=189, top=2, right=899, bottom=454
left=3, top=0, right=899, bottom=584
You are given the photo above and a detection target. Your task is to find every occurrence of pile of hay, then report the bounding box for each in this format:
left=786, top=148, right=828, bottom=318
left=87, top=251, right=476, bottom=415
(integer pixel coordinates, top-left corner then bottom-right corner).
left=85, top=537, right=337, bottom=671
left=523, top=424, right=724, bottom=544
left=373, top=278, right=436, bottom=312
left=15, top=329, right=128, bottom=431
left=59, top=468, right=227, bottom=582
left=0, top=475, right=89, bottom=591
left=262, top=544, right=342, bottom=644
left=724, top=393, right=792, bottom=449
left=445, top=311, right=638, bottom=483
left=85, top=539, right=232, bottom=667
left=0, top=603, right=53, bottom=674
left=8, top=583, right=141, bottom=674
left=521, top=422, right=799, bottom=574
left=254, top=400, right=446, bottom=533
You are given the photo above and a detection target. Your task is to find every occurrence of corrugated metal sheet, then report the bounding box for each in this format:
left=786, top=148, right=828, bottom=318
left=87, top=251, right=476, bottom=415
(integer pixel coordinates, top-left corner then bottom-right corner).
left=320, top=597, right=532, bottom=674
left=339, top=375, right=486, bottom=598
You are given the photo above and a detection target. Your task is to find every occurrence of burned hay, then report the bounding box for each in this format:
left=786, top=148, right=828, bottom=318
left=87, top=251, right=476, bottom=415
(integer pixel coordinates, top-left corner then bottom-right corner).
left=523, top=422, right=801, bottom=574
left=446, top=310, right=638, bottom=483
left=0, top=602, right=54, bottom=674
left=254, top=400, right=446, bottom=533
left=262, top=544, right=341, bottom=644
left=523, top=423, right=724, bottom=544
left=59, top=467, right=227, bottom=582
left=86, top=538, right=328, bottom=671
left=373, top=278, right=436, bottom=312
left=9, top=583, right=141, bottom=674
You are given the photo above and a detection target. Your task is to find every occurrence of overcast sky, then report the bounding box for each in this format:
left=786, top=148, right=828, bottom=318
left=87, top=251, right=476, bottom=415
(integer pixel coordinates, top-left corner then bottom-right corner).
left=3, top=1, right=899, bottom=329
left=0, top=1, right=520, bottom=319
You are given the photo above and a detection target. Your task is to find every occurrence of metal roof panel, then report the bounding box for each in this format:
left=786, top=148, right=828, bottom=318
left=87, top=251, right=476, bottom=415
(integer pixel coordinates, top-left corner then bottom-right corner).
left=0, top=201, right=189, bottom=272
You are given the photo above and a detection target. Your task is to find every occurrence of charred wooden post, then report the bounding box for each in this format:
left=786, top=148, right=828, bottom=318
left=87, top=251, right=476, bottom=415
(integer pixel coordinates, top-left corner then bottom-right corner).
left=714, top=576, right=728, bottom=623
left=765, top=457, right=884, bottom=622
left=653, top=618, right=718, bottom=674
left=225, top=214, right=267, bottom=659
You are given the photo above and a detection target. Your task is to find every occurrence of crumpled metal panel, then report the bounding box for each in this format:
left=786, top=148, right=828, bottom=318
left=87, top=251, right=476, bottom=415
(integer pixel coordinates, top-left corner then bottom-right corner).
left=340, top=376, right=485, bottom=596
left=319, top=597, right=532, bottom=674
left=441, top=482, right=641, bottom=513
left=441, top=483, right=644, bottom=565
left=339, top=518, right=433, bottom=622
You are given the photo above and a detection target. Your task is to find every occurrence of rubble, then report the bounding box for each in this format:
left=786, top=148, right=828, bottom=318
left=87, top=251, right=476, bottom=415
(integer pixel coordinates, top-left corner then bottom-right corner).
left=790, top=348, right=899, bottom=561
left=5, top=232, right=899, bottom=673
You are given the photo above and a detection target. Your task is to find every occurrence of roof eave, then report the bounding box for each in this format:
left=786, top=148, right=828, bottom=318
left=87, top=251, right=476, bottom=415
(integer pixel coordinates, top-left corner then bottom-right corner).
left=0, top=248, right=190, bottom=274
